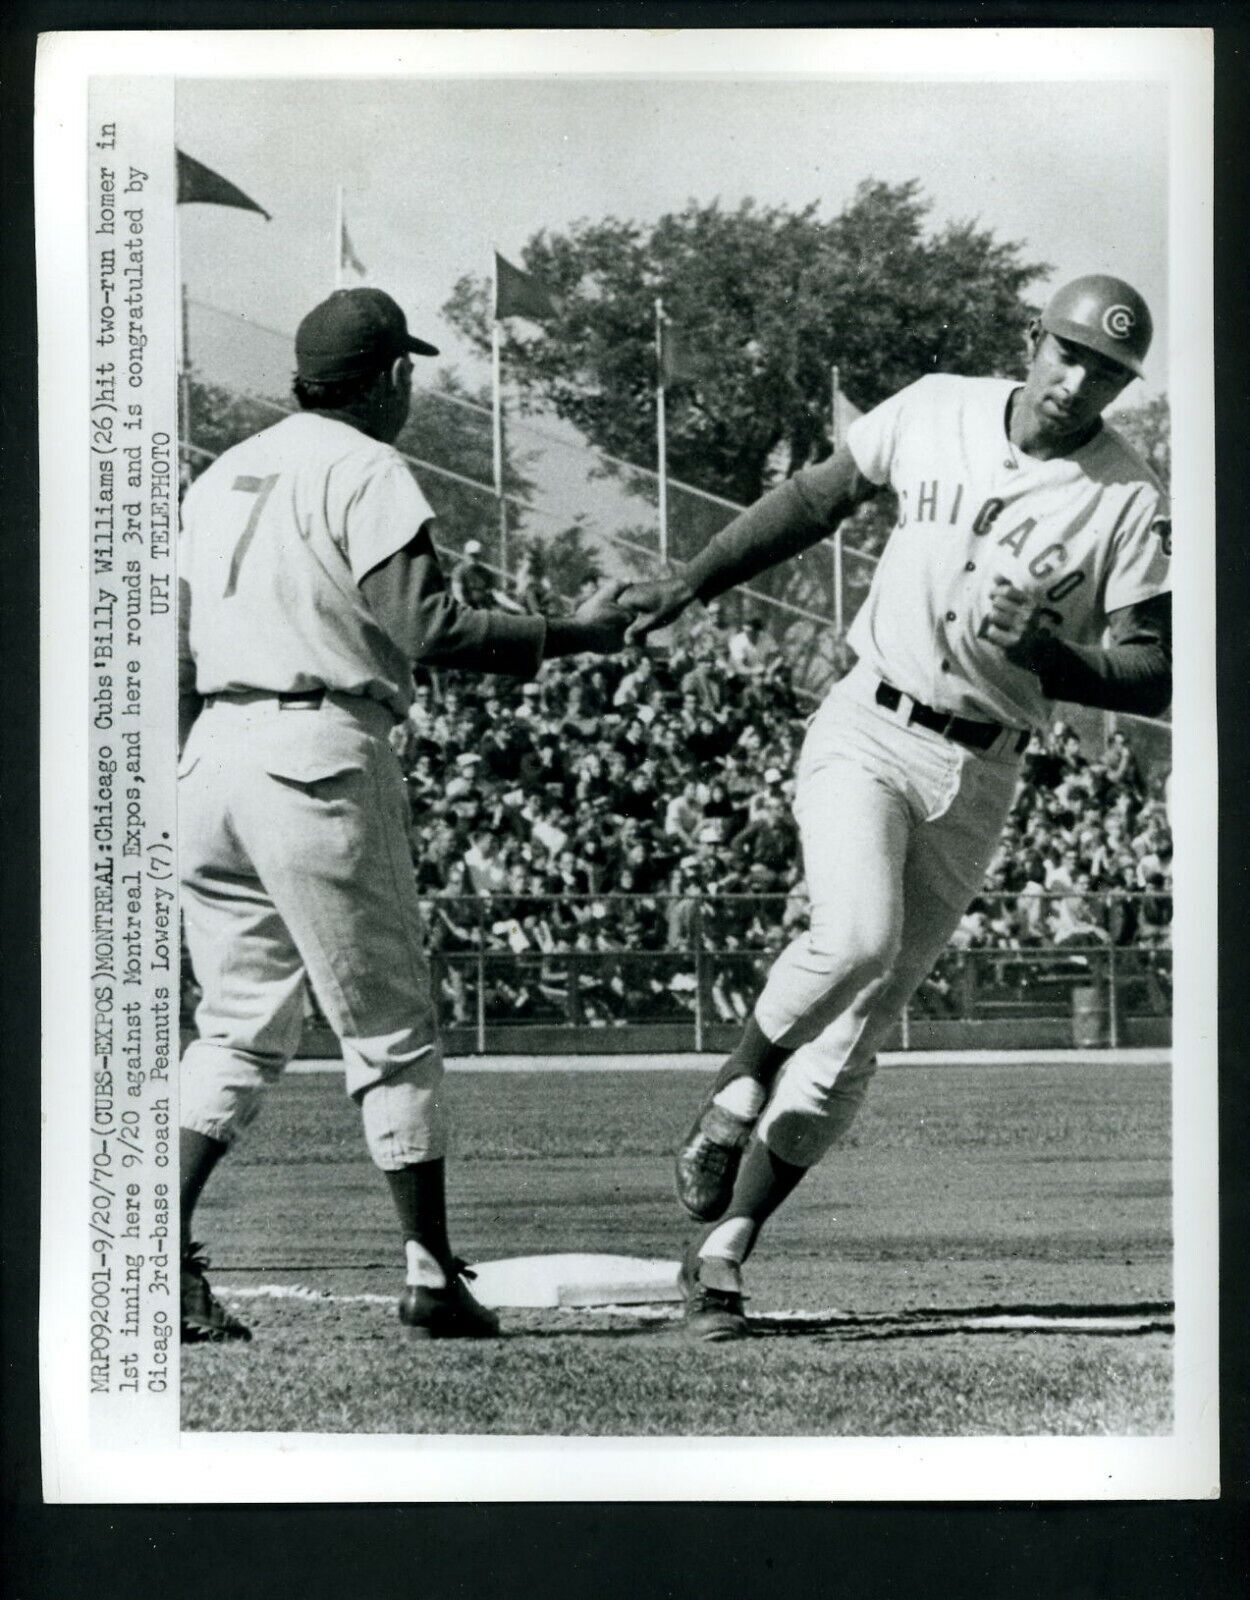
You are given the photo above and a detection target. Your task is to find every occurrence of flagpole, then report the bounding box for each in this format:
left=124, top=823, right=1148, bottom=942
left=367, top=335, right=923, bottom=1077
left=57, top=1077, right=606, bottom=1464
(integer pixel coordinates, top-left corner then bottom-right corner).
left=492, top=253, right=508, bottom=582
left=335, top=186, right=344, bottom=290
left=655, top=298, right=669, bottom=569
left=831, top=363, right=844, bottom=639
left=174, top=192, right=191, bottom=478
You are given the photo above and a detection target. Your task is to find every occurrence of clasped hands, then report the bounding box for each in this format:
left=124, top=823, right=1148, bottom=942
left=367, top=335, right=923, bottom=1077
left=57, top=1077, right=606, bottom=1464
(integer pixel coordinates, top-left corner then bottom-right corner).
left=571, top=573, right=697, bottom=654
left=582, top=570, right=1053, bottom=664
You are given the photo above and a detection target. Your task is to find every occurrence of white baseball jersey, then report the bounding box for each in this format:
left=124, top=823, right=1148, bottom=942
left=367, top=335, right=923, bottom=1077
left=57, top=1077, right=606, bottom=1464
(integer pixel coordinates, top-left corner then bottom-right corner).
left=845, top=374, right=1171, bottom=729
left=181, top=412, right=434, bottom=717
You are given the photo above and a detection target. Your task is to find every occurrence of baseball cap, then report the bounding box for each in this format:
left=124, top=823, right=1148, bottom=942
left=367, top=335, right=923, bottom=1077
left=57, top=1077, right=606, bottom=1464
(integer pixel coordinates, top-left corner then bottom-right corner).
left=295, top=288, right=439, bottom=382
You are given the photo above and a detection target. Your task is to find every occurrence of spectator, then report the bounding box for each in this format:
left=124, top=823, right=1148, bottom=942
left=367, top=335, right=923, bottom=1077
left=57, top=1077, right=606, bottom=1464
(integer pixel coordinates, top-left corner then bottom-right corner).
left=463, top=829, right=509, bottom=896
left=745, top=764, right=790, bottom=822
left=680, top=635, right=728, bottom=712
left=728, top=617, right=779, bottom=677
left=665, top=777, right=705, bottom=848
left=511, top=549, right=557, bottom=616
left=733, top=795, right=799, bottom=887
left=1105, top=729, right=1145, bottom=795
left=613, top=649, right=656, bottom=708
left=698, top=777, right=741, bottom=848
left=449, top=539, right=496, bottom=607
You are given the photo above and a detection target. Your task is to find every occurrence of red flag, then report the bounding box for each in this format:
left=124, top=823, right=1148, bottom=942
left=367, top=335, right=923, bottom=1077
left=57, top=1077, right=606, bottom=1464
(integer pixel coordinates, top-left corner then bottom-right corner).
left=176, top=149, right=270, bottom=220
left=494, top=251, right=558, bottom=323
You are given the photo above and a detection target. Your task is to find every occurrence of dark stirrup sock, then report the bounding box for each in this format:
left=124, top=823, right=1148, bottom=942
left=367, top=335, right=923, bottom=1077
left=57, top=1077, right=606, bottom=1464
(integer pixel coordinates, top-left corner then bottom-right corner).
left=730, top=1138, right=809, bottom=1242
left=384, top=1157, right=453, bottom=1266
left=179, top=1129, right=229, bottom=1252
left=697, top=1137, right=812, bottom=1265
left=709, top=1015, right=794, bottom=1097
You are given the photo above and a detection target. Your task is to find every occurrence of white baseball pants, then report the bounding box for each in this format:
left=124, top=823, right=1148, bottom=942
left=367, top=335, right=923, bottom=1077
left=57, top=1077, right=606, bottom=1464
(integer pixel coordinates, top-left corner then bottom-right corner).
left=178, top=692, right=447, bottom=1170
left=754, top=665, right=1022, bottom=1167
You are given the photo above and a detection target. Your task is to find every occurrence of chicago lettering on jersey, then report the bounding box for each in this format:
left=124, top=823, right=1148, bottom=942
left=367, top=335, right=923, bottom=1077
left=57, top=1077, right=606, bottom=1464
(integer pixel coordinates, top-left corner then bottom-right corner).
left=896, top=479, right=1089, bottom=610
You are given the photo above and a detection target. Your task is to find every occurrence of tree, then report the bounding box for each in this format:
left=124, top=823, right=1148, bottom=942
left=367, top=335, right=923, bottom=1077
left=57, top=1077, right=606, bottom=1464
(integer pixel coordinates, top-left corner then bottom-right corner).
left=512, top=518, right=601, bottom=597
left=1109, top=392, right=1170, bottom=490
left=444, top=183, right=1048, bottom=689
left=394, top=369, right=538, bottom=565
left=443, top=181, right=1050, bottom=515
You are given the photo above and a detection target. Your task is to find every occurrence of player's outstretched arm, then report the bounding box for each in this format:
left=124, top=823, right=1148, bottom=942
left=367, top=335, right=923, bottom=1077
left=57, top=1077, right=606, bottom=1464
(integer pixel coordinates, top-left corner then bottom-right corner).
left=619, top=443, right=877, bottom=642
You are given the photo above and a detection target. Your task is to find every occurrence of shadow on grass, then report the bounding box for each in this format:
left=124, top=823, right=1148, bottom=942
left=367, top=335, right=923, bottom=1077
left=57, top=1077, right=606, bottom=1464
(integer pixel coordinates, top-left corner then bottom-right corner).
left=748, top=1300, right=1175, bottom=1340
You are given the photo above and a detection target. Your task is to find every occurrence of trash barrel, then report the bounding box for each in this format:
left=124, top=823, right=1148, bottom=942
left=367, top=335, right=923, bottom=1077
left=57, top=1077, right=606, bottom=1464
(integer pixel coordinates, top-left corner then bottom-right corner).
left=1071, top=984, right=1109, bottom=1049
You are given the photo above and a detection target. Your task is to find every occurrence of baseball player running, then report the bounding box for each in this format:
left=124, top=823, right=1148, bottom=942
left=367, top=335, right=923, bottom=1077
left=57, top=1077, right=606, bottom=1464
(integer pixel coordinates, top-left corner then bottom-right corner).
left=622, top=275, right=1172, bottom=1340
left=177, top=288, right=629, bottom=1343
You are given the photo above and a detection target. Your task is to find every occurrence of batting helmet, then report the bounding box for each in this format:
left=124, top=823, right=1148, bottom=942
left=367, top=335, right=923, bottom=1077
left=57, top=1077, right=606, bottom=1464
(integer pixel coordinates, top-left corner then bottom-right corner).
left=1039, top=274, right=1152, bottom=378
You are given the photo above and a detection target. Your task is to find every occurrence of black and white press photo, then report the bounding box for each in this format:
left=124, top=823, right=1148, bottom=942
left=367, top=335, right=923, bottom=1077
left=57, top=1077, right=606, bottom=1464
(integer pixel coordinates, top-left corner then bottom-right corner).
left=36, top=27, right=1216, bottom=1501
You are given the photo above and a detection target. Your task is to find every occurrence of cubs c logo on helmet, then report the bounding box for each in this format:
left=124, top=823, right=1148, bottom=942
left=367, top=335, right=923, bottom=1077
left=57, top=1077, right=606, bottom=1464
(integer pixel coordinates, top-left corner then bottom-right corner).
left=1102, top=304, right=1136, bottom=341
left=1041, top=275, right=1152, bottom=377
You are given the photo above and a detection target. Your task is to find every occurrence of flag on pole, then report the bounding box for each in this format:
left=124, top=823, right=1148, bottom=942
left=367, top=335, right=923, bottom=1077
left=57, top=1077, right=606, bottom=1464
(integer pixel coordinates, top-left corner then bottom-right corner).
left=828, top=365, right=862, bottom=641
left=176, top=150, right=271, bottom=219
left=658, top=314, right=701, bottom=388
left=340, top=218, right=367, bottom=279
left=830, top=368, right=862, bottom=450
left=833, top=386, right=862, bottom=441
left=494, top=251, right=558, bottom=323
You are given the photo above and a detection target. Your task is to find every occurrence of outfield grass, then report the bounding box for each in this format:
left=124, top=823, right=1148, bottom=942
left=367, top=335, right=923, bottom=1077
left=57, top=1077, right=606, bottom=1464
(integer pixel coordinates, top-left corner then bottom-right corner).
left=181, top=1058, right=1172, bottom=1436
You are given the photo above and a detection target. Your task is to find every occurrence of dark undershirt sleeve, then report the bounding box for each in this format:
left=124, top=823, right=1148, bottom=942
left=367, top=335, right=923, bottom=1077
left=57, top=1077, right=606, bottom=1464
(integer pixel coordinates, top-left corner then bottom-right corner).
left=683, top=445, right=878, bottom=603
left=1018, top=592, right=1172, bottom=717
left=359, top=526, right=547, bottom=678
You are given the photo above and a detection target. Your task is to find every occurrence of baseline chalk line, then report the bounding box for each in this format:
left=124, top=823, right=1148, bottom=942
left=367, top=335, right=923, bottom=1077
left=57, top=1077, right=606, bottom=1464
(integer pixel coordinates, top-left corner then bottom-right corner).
left=216, top=1284, right=1173, bottom=1335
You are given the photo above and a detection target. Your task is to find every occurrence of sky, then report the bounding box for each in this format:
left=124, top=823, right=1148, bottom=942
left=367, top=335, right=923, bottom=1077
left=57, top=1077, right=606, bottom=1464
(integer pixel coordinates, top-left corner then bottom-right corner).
left=176, top=73, right=1171, bottom=405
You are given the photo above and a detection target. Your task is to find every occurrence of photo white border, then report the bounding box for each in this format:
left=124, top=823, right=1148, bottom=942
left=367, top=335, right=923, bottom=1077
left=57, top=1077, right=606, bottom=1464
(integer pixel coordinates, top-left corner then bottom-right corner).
left=38, top=25, right=1217, bottom=1502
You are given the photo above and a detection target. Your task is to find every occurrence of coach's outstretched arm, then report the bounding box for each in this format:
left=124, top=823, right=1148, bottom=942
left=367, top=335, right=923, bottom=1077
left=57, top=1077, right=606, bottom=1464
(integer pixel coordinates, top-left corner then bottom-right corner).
left=622, top=443, right=878, bottom=640
left=361, top=526, right=629, bottom=673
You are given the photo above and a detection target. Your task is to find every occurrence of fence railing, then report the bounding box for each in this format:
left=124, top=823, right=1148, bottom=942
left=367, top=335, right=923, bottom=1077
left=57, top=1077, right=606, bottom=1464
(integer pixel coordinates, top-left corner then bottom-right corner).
left=269, top=890, right=1169, bottom=1053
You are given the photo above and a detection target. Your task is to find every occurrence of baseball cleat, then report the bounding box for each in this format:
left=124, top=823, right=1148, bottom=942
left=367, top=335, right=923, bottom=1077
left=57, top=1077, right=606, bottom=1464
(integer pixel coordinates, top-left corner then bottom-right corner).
left=679, top=1246, right=748, bottom=1342
left=399, top=1259, right=501, bottom=1340
left=675, top=1100, right=754, bottom=1221
left=181, top=1243, right=252, bottom=1344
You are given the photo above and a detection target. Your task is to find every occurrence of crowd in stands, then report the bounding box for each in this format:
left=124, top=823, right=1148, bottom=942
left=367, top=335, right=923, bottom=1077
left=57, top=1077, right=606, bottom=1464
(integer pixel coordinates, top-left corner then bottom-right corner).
left=383, top=550, right=1173, bottom=1028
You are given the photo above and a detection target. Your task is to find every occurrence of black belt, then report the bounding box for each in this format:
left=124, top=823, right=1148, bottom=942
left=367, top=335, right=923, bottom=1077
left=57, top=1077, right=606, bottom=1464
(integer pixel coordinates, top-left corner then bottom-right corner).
left=875, top=681, right=1027, bottom=755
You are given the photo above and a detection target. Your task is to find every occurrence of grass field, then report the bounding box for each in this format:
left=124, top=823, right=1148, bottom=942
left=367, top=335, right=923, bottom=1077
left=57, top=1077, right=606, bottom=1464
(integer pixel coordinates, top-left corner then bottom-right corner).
left=180, top=1055, right=1172, bottom=1437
